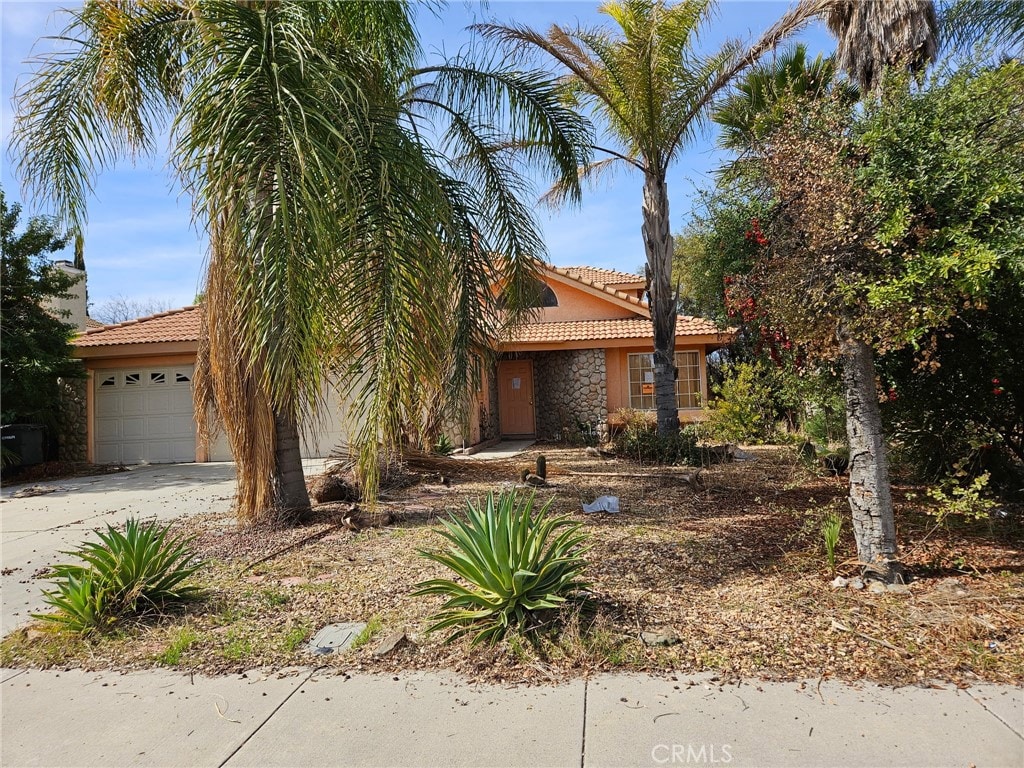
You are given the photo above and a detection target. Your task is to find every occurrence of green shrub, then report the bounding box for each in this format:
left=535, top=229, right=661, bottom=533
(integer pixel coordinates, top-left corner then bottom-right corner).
left=35, top=518, right=205, bottom=633
left=703, top=360, right=783, bottom=444
left=802, top=396, right=846, bottom=449
left=413, top=491, right=590, bottom=646
left=35, top=572, right=110, bottom=634
left=614, top=409, right=702, bottom=465
left=878, top=270, right=1022, bottom=495
left=926, top=471, right=998, bottom=524
left=432, top=433, right=455, bottom=456
left=821, top=511, right=842, bottom=574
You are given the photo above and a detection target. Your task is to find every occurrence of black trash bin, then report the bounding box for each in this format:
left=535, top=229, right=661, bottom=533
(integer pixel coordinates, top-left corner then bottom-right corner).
left=1, top=424, right=46, bottom=467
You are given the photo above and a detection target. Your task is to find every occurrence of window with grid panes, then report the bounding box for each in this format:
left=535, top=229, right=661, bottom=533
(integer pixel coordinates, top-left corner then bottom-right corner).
left=628, top=351, right=701, bottom=409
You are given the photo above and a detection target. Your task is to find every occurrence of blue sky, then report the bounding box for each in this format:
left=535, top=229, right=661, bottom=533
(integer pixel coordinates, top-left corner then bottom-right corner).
left=1, top=1, right=833, bottom=311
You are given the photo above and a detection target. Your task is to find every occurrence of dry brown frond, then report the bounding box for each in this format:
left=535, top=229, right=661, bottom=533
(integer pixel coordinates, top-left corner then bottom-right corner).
left=194, top=213, right=277, bottom=525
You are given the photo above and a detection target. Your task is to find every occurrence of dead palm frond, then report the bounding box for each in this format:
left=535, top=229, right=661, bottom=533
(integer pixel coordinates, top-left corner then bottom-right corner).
left=806, top=0, right=939, bottom=93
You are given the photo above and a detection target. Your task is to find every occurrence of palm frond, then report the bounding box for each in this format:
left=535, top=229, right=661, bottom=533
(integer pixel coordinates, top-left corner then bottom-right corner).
left=942, top=0, right=1024, bottom=54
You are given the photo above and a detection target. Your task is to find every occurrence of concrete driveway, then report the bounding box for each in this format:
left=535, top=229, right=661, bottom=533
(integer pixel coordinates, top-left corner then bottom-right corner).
left=0, top=460, right=327, bottom=635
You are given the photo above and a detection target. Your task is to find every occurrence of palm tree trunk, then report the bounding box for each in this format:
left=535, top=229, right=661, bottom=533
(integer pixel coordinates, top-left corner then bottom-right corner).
left=641, top=173, right=680, bottom=436
left=840, top=333, right=902, bottom=580
left=273, top=410, right=312, bottom=525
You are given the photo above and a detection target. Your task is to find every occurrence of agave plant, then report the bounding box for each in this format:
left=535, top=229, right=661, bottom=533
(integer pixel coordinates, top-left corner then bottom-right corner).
left=413, top=491, right=590, bottom=646
left=35, top=518, right=205, bottom=633
left=34, top=572, right=111, bottom=634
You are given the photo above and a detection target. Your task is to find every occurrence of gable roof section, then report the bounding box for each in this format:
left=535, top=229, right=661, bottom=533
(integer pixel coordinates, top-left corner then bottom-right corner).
left=543, top=265, right=650, bottom=318
left=561, top=266, right=644, bottom=288
left=76, top=305, right=201, bottom=347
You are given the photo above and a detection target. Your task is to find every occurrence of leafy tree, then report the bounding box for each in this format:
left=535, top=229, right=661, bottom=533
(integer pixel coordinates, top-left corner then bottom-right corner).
left=478, top=0, right=820, bottom=436
left=675, top=186, right=771, bottom=324
left=91, top=295, right=176, bottom=325
left=744, top=0, right=938, bottom=579
left=878, top=267, right=1024, bottom=491
left=679, top=44, right=856, bottom=322
left=12, top=1, right=589, bottom=523
left=712, top=44, right=858, bottom=177
left=0, top=190, right=84, bottom=434
left=730, top=60, right=1024, bottom=575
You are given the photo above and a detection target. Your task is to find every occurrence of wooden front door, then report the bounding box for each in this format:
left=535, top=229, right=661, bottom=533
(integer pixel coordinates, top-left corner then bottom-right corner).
left=498, top=359, right=536, bottom=436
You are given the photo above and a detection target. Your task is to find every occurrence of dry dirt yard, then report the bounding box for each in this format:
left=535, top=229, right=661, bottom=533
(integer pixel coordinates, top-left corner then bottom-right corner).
left=4, top=445, right=1022, bottom=687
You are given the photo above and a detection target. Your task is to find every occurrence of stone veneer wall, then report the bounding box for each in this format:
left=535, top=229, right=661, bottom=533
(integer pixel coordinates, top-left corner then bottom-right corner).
left=528, top=349, right=607, bottom=441
left=484, top=365, right=500, bottom=441
left=57, top=374, right=88, bottom=462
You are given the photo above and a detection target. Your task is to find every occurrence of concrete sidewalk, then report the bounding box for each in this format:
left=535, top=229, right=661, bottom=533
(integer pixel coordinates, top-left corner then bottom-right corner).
left=2, top=667, right=1020, bottom=767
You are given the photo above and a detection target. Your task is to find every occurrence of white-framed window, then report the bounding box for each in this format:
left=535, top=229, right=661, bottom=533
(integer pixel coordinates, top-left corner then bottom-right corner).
left=628, top=351, right=701, bottom=410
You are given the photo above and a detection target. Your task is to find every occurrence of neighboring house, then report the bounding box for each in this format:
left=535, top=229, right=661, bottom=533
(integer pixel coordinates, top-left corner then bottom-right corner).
left=72, top=264, right=731, bottom=464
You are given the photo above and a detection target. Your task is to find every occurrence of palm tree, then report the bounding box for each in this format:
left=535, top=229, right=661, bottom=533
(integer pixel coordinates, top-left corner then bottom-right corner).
left=12, top=1, right=589, bottom=523
left=816, top=0, right=939, bottom=93
left=712, top=44, right=858, bottom=177
left=942, top=0, right=1024, bottom=55
left=477, top=0, right=820, bottom=436
left=801, top=0, right=940, bottom=579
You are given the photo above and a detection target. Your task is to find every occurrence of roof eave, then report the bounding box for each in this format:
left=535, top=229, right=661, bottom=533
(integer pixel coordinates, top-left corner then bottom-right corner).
left=75, top=340, right=200, bottom=359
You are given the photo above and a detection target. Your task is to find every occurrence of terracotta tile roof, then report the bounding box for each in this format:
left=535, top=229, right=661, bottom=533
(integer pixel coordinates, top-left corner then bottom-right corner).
left=504, top=315, right=725, bottom=345
left=76, top=306, right=201, bottom=347
left=84, top=317, right=106, bottom=330
left=546, top=265, right=648, bottom=312
left=561, top=266, right=644, bottom=286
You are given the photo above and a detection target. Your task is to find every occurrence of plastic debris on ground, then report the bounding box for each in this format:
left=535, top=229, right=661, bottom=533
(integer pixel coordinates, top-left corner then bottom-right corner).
left=582, top=495, right=620, bottom=513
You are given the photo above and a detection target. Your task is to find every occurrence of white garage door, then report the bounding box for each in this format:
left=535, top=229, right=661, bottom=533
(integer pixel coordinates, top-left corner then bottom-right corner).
left=94, top=366, right=197, bottom=464
left=208, top=382, right=352, bottom=462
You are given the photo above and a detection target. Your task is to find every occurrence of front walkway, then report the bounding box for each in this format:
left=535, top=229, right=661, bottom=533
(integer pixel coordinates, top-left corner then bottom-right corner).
left=456, top=439, right=536, bottom=460
left=1, top=666, right=1020, bottom=767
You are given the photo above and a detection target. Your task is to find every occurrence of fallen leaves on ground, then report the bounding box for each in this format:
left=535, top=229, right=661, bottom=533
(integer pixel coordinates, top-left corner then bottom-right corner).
left=3, top=445, right=1021, bottom=687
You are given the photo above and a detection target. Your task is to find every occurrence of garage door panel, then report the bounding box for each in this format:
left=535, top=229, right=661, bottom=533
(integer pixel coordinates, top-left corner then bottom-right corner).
left=95, top=418, right=121, bottom=440
left=147, top=390, right=172, bottom=412
left=95, top=443, right=122, bottom=464
left=146, top=415, right=171, bottom=436
left=96, top=397, right=120, bottom=417
left=121, top=417, right=146, bottom=439
left=121, top=391, right=147, bottom=416
left=120, top=444, right=146, bottom=465
left=169, top=388, right=193, bottom=410
left=143, top=441, right=173, bottom=464
left=169, top=439, right=195, bottom=462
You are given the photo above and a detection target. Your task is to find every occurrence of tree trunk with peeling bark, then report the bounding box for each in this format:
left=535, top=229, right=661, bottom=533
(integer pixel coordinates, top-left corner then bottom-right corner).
left=273, top=410, right=312, bottom=525
left=840, top=333, right=901, bottom=580
left=641, top=173, right=680, bottom=436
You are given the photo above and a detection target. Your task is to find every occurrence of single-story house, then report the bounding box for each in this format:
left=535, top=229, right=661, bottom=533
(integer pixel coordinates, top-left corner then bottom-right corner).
left=72, top=264, right=731, bottom=464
